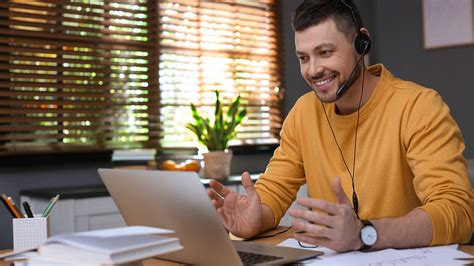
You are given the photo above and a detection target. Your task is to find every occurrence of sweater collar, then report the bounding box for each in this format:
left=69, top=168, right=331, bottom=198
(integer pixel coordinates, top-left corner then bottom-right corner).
left=327, top=64, right=391, bottom=125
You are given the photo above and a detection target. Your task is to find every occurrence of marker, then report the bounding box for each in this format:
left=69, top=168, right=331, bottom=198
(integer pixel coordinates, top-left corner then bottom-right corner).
left=22, top=201, right=34, bottom=218
left=42, top=194, right=60, bottom=217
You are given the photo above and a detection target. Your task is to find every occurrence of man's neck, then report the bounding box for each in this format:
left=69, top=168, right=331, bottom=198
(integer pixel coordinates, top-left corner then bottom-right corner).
left=335, top=68, right=379, bottom=115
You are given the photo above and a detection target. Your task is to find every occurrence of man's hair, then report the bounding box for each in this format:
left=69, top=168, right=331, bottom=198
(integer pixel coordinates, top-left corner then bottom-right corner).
left=292, top=0, right=364, bottom=41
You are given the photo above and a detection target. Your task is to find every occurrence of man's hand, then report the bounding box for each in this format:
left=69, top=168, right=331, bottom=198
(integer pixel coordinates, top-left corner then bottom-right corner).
left=207, top=172, right=263, bottom=239
left=289, top=176, right=363, bottom=252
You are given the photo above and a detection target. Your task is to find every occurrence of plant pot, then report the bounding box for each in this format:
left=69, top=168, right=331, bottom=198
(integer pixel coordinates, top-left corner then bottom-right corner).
left=203, top=150, right=232, bottom=179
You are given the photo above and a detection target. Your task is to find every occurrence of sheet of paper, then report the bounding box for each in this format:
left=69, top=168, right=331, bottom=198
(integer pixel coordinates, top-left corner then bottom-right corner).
left=278, top=238, right=473, bottom=265
left=3, top=251, right=38, bottom=261
left=0, top=248, right=37, bottom=259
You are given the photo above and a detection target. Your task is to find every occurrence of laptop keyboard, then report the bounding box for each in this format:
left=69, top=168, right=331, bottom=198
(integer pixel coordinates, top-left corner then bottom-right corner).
left=238, top=250, right=283, bottom=265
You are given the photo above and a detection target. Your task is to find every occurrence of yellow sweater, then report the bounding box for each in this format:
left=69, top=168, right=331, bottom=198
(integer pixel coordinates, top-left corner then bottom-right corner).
left=255, top=64, right=473, bottom=245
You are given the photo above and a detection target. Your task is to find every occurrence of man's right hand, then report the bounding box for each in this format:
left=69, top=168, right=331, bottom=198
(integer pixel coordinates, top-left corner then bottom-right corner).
left=207, top=172, right=263, bottom=239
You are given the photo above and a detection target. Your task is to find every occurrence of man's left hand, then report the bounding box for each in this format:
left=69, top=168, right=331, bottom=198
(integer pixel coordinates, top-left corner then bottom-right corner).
left=288, top=176, right=363, bottom=252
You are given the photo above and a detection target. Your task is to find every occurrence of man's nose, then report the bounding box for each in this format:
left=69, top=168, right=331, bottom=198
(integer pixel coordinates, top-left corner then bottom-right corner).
left=308, top=59, right=324, bottom=79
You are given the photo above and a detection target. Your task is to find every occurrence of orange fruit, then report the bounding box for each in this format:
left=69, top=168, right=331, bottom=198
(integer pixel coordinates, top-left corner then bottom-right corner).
left=161, top=160, right=176, bottom=170
left=184, top=160, right=201, bottom=172
left=175, top=162, right=186, bottom=171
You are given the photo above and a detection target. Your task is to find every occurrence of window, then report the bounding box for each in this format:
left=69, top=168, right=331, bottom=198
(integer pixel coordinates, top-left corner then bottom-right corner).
left=0, top=0, right=283, bottom=156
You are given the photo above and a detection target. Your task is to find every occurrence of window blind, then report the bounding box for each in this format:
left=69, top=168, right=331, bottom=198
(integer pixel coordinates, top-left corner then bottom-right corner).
left=0, top=0, right=159, bottom=155
left=0, top=0, right=283, bottom=156
left=158, top=0, right=283, bottom=149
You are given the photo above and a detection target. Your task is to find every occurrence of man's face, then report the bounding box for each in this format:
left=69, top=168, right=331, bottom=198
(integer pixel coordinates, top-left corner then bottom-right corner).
left=295, top=19, right=357, bottom=103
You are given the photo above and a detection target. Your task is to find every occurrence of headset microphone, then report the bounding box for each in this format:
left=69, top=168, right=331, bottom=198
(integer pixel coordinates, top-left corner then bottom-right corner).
left=335, top=42, right=369, bottom=98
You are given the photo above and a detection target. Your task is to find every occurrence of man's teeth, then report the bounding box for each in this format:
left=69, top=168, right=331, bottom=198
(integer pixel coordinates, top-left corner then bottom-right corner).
left=315, top=76, right=334, bottom=86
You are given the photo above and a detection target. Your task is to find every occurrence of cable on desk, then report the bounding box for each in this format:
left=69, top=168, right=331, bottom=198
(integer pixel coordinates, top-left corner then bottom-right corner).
left=248, top=225, right=293, bottom=240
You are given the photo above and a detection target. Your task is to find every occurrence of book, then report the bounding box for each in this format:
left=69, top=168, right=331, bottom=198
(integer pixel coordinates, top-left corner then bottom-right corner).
left=112, top=149, right=156, bottom=161
left=28, top=226, right=182, bottom=265
left=27, top=255, right=144, bottom=266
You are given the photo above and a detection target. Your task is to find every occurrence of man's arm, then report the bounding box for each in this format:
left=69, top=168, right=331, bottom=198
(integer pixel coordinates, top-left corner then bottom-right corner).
left=258, top=204, right=277, bottom=235
left=404, top=90, right=473, bottom=245
left=371, top=208, right=432, bottom=250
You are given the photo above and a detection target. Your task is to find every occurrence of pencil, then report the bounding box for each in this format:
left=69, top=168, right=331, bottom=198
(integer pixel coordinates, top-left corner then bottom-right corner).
left=42, top=194, right=60, bottom=217
left=1, top=195, right=17, bottom=218
left=7, top=196, right=25, bottom=218
left=1, top=194, right=23, bottom=218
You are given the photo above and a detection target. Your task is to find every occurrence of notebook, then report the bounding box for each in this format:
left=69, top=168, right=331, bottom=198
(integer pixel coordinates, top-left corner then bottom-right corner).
left=98, top=168, right=321, bottom=265
left=32, top=226, right=182, bottom=265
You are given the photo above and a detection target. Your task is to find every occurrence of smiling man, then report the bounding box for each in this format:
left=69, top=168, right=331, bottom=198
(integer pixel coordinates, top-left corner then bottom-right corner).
left=208, top=0, right=473, bottom=252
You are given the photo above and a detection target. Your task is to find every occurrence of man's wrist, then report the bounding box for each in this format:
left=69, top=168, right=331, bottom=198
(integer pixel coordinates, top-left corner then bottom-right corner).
left=355, top=219, right=364, bottom=250
left=259, top=204, right=275, bottom=234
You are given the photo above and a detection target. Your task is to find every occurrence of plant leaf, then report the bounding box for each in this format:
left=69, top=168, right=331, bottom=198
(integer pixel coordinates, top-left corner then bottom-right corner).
left=187, top=91, right=247, bottom=151
left=213, top=90, right=222, bottom=149
left=227, top=95, right=240, bottom=123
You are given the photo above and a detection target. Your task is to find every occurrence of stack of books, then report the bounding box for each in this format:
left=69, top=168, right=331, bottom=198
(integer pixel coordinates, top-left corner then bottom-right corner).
left=112, top=149, right=156, bottom=162
left=27, top=226, right=182, bottom=266
left=112, top=149, right=157, bottom=169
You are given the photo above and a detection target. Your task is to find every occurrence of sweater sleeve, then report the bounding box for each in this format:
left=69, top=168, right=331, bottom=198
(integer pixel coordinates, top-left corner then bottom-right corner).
left=404, top=90, right=473, bottom=245
left=255, top=101, right=306, bottom=227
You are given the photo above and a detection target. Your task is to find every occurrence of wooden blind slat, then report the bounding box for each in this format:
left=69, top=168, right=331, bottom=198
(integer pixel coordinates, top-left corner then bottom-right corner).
left=0, top=29, right=152, bottom=48
left=0, top=0, right=282, bottom=155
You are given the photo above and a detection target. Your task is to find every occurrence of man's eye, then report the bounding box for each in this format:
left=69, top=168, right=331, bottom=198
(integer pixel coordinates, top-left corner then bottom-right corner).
left=298, top=56, right=308, bottom=62
left=321, top=50, right=332, bottom=56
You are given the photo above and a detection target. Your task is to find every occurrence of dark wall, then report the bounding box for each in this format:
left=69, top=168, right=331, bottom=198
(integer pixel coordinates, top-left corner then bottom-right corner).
left=281, top=0, right=307, bottom=115
left=369, top=0, right=474, bottom=157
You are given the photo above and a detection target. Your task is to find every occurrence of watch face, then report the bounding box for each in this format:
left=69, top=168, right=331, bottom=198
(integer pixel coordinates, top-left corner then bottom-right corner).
left=361, top=225, right=377, bottom=246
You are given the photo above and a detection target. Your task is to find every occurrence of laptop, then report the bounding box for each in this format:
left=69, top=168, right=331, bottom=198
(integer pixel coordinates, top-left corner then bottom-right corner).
left=98, top=168, right=321, bottom=265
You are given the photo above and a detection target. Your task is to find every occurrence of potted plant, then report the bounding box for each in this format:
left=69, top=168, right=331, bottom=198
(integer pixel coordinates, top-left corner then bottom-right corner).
left=186, top=90, right=247, bottom=179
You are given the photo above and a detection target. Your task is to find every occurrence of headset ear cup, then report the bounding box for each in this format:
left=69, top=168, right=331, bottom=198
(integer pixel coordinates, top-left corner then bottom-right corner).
left=355, top=33, right=371, bottom=55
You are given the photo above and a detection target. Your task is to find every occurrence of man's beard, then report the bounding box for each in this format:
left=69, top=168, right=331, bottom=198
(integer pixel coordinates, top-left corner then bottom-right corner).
left=311, top=66, right=361, bottom=103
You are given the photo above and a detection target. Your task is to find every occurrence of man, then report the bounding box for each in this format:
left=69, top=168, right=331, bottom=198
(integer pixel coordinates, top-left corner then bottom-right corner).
left=208, top=0, right=473, bottom=252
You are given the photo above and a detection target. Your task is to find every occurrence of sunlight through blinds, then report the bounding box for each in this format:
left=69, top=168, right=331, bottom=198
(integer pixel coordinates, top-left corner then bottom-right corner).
left=0, top=0, right=283, bottom=155
left=158, top=0, right=283, bottom=149
left=0, top=0, right=159, bottom=155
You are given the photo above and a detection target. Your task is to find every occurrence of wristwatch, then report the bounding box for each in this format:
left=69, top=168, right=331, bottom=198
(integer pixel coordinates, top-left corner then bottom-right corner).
left=359, top=220, right=377, bottom=251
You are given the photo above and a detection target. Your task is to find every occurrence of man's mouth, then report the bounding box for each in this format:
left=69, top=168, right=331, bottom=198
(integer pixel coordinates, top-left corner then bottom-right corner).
left=312, top=74, right=336, bottom=89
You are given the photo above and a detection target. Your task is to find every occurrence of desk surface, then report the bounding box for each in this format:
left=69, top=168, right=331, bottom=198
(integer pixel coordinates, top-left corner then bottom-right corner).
left=1, top=227, right=473, bottom=266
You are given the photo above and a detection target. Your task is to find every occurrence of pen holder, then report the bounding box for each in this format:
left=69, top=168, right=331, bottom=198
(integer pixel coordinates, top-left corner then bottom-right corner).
left=13, top=215, right=50, bottom=251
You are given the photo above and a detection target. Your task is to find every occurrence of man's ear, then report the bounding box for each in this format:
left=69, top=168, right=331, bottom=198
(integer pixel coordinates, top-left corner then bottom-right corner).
left=360, top=27, right=370, bottom=38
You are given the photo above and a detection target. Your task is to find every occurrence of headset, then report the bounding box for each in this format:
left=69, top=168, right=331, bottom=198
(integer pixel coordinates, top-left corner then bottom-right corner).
left=340, top=0, right=371, bottom=55
left=336, top=0, right=371, bottom=98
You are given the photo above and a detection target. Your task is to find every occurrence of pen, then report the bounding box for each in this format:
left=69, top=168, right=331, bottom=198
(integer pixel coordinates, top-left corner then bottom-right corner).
left=42, top=194, right=60, bottom=217
left=22, top=201, right=34, bottom=218
left=1, top=195, right=17, bottom=218
left=7, top=196, right=25, bottom=218
left=1, top=194, right=23, bottom=218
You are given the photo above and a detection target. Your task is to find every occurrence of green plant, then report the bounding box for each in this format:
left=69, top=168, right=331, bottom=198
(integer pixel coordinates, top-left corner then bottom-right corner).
left=186, top=90, right=247, bottom=151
